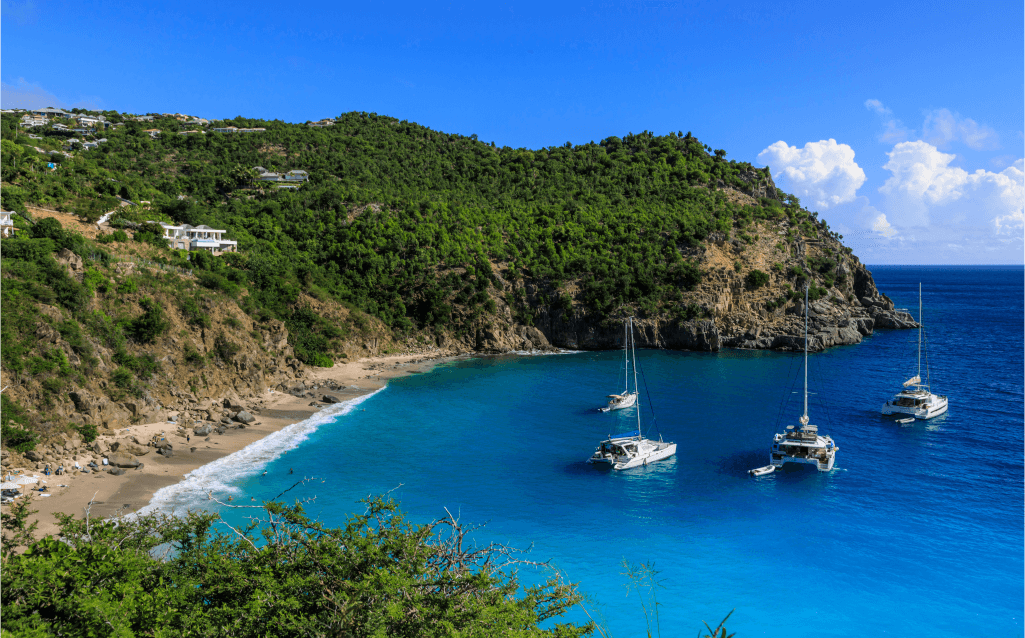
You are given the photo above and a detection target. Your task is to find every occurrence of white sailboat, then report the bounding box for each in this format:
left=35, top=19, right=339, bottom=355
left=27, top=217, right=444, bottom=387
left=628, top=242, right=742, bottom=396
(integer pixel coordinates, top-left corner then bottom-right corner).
left=768, top=286, right=838, bottom=472
left=599, top=318, right=638, bottom=412
left=588, top=317, right=676, bottom=470
left=881, top=283, right=948, bottom=420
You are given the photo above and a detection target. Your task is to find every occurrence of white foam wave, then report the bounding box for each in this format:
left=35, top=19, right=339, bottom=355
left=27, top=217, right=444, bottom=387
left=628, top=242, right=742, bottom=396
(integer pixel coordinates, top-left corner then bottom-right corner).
left=137, top=388, right=384, bottom=516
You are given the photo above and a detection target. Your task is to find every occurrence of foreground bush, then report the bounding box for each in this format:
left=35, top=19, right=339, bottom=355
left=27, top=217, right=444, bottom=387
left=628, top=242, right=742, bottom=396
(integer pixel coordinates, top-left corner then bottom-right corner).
left=1, top=495, right=592, bottom=637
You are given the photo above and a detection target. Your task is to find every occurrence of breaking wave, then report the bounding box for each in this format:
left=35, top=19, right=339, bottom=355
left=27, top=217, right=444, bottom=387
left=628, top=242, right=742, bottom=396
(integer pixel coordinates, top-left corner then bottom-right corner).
left=137, top=388, right=384, bottom=516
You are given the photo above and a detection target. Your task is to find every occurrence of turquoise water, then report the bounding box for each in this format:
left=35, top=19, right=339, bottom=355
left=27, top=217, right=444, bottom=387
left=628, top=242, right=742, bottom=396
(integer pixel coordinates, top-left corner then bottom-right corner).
left=149, top=266, right=1024, bottom=636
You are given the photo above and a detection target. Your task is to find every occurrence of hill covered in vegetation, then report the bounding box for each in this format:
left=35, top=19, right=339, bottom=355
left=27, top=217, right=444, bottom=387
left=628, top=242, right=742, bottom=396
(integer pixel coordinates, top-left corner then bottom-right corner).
left=1, top=109, right=912, bottom=451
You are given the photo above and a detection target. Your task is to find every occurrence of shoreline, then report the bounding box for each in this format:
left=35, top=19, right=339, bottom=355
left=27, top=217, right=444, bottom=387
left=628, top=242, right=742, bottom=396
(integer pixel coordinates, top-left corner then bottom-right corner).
left=13, top=352, right=460, bottom=538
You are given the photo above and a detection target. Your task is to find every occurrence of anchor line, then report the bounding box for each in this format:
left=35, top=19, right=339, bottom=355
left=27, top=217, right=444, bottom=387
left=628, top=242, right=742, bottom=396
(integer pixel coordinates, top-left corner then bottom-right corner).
left=634, top=356, right=662, bottom=440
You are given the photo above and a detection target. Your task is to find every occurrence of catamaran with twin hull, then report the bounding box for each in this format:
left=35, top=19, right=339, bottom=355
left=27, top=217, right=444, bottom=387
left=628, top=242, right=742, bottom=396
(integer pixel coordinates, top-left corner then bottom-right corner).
left=765, top=286, right=838, bottom=472
left=588, top=317, right=676, bottom=470
left=881, top=283, right=948, bottom=420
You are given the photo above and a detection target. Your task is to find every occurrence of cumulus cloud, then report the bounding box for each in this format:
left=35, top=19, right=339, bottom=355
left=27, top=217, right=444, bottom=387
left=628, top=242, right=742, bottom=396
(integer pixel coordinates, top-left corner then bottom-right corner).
left=757, top=139, right=866, bottom=209
left=922, top=108, right=999, bottom=151
left=879, top=141, right=1023, bottom=230
left=865, top=98, right=909, bottom=143
left=870, top=213, right=898, bottom=238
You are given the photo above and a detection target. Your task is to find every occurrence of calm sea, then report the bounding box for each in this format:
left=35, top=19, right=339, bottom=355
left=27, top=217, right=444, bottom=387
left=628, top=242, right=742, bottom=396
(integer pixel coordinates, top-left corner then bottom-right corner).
left=147, top=266, right=1024, bottom=637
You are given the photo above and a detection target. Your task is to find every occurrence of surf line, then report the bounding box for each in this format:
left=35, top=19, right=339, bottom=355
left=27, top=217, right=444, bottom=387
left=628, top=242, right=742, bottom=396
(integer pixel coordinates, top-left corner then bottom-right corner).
left=137, top=387, right=386, bottom=517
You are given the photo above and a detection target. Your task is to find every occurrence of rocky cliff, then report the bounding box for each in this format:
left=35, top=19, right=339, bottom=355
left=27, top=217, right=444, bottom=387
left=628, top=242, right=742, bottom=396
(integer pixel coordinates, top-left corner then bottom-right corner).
left=446, top=214, right=916, bottom=354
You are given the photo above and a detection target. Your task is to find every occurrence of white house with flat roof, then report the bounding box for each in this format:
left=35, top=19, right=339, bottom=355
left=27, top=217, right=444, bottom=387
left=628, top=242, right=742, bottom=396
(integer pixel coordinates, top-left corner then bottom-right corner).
left=0, top=211, right=17, bottom=238
left=152, top=222, right=238, bottom=255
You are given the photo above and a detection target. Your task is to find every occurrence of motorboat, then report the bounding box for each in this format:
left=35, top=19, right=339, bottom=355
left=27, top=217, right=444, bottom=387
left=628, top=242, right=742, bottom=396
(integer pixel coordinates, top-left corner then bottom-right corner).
left=769, top=286, right=838, bottom=472
left=588, top=317, right=676, bottom=469
left=881, top=284, right=948, bottom=420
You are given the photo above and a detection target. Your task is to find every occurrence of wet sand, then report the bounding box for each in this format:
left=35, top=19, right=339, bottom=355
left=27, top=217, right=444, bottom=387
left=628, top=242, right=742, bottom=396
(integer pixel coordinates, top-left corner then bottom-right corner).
left=14, top=353, right=458, bottom=538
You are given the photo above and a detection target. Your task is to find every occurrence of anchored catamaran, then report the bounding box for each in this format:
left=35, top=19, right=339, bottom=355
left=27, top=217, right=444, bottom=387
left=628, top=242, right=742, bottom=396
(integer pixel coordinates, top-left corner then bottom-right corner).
left=881, top=283, right=948, bottom=420
left=768, top=286, right=838, bottom=472
left=588, top=317, right=676, bottom=470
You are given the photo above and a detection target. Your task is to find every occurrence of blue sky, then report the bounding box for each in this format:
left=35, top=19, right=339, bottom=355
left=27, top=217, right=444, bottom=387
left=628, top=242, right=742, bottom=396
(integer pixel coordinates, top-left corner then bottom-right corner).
left=3, top=0, right=1022, bottom=263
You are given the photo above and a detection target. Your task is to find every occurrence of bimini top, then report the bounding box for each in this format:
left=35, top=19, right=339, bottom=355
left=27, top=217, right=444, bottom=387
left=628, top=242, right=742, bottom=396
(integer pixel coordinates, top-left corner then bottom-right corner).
left=607, top=430, right=640, bottom=440
left=607, top=394, right=628, bottom=399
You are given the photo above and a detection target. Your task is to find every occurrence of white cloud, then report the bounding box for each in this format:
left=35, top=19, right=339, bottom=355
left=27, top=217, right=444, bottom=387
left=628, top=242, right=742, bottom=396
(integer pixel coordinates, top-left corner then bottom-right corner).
left=757, top=139, right=866, bottom=209
left=865, top=98, right=909, bottom=143
left=864, top=99, right=889, bottom=115
left=878, top=141, right=1023, bottom=230
left=922, top=108, right=999, bottom=151
left=870, top=213, right=897, bottom=238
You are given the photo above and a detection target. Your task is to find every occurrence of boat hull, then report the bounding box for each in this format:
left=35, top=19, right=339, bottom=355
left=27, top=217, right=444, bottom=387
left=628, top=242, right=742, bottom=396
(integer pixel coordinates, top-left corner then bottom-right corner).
left=771, top=452, right=835, bottom=472
left=881, top=395, right=948, bottom=419
left=600, top=393, right=637, bottom=412
left=588, top=441, right=677, bottom=470
left=612, top=442, right=677, bottom=470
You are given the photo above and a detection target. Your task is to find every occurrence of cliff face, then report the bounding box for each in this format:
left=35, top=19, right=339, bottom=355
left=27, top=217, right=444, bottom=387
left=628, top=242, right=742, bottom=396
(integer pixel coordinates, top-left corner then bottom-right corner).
left=449, top=215, right=915, bottom=354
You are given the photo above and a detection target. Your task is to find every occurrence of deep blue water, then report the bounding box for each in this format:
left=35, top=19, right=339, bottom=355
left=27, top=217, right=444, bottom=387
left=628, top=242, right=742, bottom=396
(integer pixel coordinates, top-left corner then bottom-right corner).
left=151, top=266, right=1024, bottom=636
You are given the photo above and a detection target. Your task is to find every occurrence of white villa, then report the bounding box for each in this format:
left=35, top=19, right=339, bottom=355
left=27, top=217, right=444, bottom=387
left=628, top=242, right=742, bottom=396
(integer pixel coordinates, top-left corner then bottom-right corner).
left=152, top=222, right=238, bottom=255
left=1, top=211, right=17, bottom=238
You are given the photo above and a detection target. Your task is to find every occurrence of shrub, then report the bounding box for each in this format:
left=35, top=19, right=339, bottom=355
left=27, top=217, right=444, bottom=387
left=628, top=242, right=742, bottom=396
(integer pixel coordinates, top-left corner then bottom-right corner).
left=117, top=277, right=139, bottom=294
left=745, top=269, right=769, bottom=289
left=126, top=298, right=169, bottom=344
left=74, top=423, right=98, bottom=444
left=0, top=395, right=36, bottom=453
left=111, top=367, right=134, bottom=389
left=212, top=334, right=241, bottom=362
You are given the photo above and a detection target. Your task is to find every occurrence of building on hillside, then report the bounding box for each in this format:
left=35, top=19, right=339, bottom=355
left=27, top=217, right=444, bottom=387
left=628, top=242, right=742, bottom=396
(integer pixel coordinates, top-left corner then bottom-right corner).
left=283, top=170, right=308, bottom=182
left=153, top=222, right=238, bottom=255
left=237, top=127, right=266, bottom=133
left=257, top=171, right=282, bottom=182
left=75, top=115, right=104, bottom=127
left=30, top=107, right=71, bottom=118
left=20, top=116, right=47, bottom=127
left=143, top=129, right=161, bottom=138
left=51, top=123, right=69, bottom=131
left=213, top=126, right=238, bottom=133
left=307, top=119, right=335, bottom=127
left=0, top=211, right=17, bottom=238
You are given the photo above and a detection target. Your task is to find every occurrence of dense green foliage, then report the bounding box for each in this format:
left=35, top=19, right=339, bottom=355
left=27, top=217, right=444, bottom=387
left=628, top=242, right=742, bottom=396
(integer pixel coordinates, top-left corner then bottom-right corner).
left=1, top=496, right=592, bottom=637
left=3, top=110, right=841, bottom=364
left=1, top=394, right=37, bottom=453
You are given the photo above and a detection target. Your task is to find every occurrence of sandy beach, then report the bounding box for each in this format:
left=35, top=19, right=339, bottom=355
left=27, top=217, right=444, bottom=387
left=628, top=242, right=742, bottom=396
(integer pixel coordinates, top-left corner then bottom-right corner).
left=9, top=353, right=458, bottom=538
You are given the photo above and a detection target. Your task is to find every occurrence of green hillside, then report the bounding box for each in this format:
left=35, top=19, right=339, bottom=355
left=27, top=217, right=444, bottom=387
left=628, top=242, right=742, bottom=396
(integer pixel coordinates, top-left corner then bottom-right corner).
left=2, top=111, right=843, bottom=367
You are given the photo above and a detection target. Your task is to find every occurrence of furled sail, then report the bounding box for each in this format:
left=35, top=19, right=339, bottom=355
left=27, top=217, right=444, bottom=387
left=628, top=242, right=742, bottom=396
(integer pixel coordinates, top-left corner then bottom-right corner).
left=903, top=375, right=921, bottom=387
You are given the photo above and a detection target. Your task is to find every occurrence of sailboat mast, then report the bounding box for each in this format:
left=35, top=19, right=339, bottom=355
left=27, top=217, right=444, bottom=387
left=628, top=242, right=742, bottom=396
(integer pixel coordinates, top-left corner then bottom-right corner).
left=918, top=282, right=922, bottom=382
left=631, top=317, right=641, bottom=440
left=624, top=319, right=629, bottom=391
left=803, top=285, right=809, bottom=420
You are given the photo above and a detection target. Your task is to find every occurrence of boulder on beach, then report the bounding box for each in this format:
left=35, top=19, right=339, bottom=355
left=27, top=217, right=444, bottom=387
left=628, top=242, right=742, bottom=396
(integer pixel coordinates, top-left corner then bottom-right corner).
left=234, top=410, right=256, bottom=424
left=107, top=453, right=140, bottom=469
left=193, top=424, right=212, bottom=436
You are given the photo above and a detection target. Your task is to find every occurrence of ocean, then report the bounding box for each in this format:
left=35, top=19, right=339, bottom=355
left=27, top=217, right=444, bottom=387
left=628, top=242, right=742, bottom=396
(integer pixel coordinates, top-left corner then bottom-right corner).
left=146, top=266, right=1024, bottom=637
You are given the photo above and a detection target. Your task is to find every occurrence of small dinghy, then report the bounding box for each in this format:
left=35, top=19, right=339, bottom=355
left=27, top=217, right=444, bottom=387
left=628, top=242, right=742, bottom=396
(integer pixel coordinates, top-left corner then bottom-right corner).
left=896, top=417, right=915, bottom=426
left=749, top=465, right=775, bottom=477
